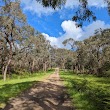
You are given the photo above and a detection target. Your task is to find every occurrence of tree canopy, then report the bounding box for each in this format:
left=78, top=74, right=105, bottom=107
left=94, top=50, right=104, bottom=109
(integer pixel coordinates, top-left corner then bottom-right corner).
left=37, top=0, right=110, bottom=26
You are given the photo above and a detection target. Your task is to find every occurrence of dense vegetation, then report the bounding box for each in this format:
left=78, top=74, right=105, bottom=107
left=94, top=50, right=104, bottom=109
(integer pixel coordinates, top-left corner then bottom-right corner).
left=63, top=29, right=110, bottom=76
left=0, top=0, right=52, bottom=80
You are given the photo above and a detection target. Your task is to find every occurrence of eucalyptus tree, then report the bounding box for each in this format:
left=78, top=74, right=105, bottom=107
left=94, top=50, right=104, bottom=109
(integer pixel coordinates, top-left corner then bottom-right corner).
left=39, top=35, right=51, bottom=72
left=62, top=28, right=110, bottom=76
left=75, top=41, right=88, bottom=73
left=0, top=0, right=26, bottom=80
left=82, top=29, right=110, bottom=75
left=0, top=0, right=53, bottom=80
left=27, top=34, right=51, bottom=72
left=94, top=29, right=110, bottom=74
left=11, top=26, right=36, bottom=73
left=24, top=33, right=51, bottom=72
left=62, top=38, right=80, bottom=73
left=52, top=47, right=74, bottom=70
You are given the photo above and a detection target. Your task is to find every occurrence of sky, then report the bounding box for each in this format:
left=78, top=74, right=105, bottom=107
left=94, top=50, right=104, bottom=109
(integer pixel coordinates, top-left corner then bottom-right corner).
left=21, top=0, right=110, bottom=48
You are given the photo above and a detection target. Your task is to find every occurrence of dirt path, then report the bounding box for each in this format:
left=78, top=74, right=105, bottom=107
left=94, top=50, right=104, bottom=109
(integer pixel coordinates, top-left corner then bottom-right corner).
left=4, top=68, right=74, bottom=110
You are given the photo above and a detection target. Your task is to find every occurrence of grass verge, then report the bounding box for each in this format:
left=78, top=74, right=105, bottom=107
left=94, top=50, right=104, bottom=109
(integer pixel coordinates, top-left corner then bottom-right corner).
left=0, top=69, right=54, bottom=109
left=60, top=70, right=110, bottom=110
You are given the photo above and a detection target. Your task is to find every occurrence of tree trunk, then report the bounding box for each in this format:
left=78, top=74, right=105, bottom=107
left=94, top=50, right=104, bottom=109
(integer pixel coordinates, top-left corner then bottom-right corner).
left=2, top=65, right=5, bottom=77
left=82, top=65, right=85, bottom=73
left=72, top=65, right=74, bottom=73
left=3, top=59, right=11, bottom=81
left=31, top=60, right=35, bottom=73
left=78, top=64, right=81, bottom=73
left=75, top=65, right=78, bottom=73
left=43, top=62, right=47, bottom=72
left=44, top=62, right=47, bottom=72
left=62, top=62, right=66, bottom=71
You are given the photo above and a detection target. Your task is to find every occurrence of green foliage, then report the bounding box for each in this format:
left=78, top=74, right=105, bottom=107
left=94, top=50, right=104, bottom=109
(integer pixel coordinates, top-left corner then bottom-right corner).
left=0, top=0, right=54, bottom=81
left=65, top=58, right=73, bottom=70
left=60, top=71, right=110, bottom=110
left=40, top=0, right=66, bottom=9
left=63, top=28, right=110, bottom=76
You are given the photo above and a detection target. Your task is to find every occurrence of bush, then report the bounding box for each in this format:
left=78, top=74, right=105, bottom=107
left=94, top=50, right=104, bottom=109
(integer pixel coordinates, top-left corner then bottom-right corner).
left=71, top=79, right=110, bottom=110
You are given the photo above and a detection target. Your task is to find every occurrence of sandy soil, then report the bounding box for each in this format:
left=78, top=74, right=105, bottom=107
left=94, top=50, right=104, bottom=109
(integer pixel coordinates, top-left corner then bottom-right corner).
left=3, top=68, right=74, bottom=110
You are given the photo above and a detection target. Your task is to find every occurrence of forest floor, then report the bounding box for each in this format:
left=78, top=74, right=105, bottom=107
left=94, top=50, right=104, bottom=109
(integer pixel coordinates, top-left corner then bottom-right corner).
left=60, top=70, right=110, bottom=110
left=3, top=68, right=74, bottom=110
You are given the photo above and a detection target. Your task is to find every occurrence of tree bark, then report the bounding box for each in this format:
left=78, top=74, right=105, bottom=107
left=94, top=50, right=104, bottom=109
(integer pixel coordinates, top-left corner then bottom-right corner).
left=4, top=36, right=13, bottom=80
left=3, top=59, right=11, bottom=81
left=82, top=65, right=85, bottom=73
left=31, top=59, right=35, bottom=73
left=44, top=62, right=47, bottom=72
left=43, top=62, right=47, bottom=72
left=72, top=65, right=74, bottom=73
left=2, top=65, right=5, bottom=77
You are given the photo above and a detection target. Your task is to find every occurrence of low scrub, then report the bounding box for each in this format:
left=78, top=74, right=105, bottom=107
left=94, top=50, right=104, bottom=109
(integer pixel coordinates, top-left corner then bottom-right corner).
left=60, top=71, right=110, bottom=110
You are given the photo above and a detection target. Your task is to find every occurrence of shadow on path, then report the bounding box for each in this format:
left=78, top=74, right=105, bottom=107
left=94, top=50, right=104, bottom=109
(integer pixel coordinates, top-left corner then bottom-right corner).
left=3, top=72, right=74, bottom=110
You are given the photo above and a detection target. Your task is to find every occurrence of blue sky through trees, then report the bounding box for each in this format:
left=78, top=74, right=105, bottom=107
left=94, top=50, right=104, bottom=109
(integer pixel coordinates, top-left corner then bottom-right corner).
left=21, top=0, right=110, bottom=48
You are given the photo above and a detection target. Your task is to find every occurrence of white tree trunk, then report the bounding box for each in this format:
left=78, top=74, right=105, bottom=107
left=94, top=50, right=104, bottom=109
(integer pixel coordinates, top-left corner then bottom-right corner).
left=3, top=59, right=11, bottom=81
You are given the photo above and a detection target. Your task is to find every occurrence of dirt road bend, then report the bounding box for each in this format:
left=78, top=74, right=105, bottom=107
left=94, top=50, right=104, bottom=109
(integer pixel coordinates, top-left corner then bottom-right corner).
left=4, top=68, right=74, bottom=110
